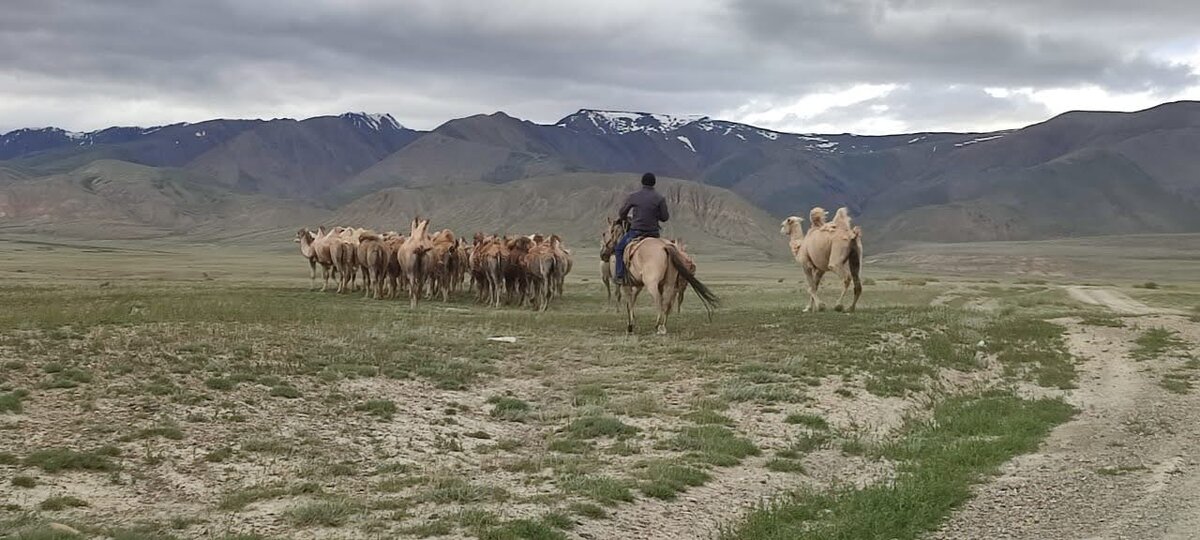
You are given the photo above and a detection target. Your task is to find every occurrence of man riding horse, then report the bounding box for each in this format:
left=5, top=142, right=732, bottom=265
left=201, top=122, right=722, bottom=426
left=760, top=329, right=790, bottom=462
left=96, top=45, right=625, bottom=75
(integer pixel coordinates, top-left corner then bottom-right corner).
left=613, top=172, right=669, bottom=285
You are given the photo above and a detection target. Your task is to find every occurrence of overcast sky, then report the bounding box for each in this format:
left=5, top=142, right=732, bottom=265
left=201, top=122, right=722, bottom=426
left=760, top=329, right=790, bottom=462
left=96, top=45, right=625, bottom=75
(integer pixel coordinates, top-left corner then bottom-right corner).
left=2, top=0, right=1199, bottom=135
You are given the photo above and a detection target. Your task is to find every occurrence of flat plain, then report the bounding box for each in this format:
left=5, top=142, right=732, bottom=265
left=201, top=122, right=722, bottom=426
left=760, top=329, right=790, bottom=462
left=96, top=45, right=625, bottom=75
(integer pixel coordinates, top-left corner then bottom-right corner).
left=1, top=234, right=1198, bottom=540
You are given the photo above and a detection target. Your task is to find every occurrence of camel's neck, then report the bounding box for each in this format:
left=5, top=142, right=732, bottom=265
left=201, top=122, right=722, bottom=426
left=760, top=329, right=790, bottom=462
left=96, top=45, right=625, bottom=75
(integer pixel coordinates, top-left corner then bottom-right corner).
left=299, top=233, right=315, bottom=258
left=786, top=224, right=806, bottom=256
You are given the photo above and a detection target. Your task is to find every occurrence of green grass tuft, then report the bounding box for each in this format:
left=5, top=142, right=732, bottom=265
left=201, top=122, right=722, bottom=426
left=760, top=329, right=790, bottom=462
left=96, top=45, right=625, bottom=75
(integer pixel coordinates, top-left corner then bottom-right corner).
left=25, top=447, right=119, bottom=472
left=721, top=393, right=1075, bottom=540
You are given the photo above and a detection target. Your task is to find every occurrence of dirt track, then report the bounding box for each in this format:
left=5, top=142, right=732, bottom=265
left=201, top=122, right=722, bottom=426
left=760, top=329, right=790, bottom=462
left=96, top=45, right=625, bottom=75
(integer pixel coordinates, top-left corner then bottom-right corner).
left=930, top=291, right=1200, bottom=539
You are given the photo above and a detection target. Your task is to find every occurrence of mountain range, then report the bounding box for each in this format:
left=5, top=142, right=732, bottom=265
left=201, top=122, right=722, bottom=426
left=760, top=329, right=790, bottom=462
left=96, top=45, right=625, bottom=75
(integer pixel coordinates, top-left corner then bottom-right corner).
left=3, top=102, right=1199, bottom=256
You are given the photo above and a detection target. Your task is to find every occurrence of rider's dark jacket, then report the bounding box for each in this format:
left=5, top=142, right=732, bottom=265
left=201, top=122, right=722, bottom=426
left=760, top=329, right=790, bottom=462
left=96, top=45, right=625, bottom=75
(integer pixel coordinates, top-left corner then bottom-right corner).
left=617, top=186, right=669, bottom=234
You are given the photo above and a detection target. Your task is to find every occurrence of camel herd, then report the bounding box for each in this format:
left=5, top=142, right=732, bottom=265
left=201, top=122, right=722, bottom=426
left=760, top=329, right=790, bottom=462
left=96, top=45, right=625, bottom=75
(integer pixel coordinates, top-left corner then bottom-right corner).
left=290, top=207, right=863, bottom=320
left=293, top=218, right=573, bottom=311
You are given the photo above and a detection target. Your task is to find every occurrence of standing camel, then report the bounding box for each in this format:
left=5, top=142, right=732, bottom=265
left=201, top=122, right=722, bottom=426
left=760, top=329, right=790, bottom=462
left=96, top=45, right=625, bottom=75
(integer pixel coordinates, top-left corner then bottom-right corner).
left=357, top=232, right=388, bottom=300
left=307, top=226, right=340, bottom=292
left=601, top=218, right=718, bottom=334
left=294, top=228, right=320, bottom=290
left=398, top=218, right=433, bottom=308
left=780, top=207, right=863, bottom=313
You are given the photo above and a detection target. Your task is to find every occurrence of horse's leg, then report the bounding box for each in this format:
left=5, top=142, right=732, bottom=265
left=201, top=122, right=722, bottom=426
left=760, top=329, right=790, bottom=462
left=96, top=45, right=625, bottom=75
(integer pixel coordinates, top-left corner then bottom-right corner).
left=624, top=285, right=638, bottom=334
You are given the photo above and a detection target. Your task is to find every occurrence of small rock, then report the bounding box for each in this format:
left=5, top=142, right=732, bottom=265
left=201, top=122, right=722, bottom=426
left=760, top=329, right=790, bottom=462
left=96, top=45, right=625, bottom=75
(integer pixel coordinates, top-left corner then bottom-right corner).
left=49, top=524, right=80, bottom=535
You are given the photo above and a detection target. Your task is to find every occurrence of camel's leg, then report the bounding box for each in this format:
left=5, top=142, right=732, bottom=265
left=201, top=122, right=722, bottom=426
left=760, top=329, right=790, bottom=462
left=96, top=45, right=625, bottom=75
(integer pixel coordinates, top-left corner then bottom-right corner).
left=800, top=266, right=817, bottom=312
left=834, top=267, right=852, bottom=312
left=811, top=270, right=827, bottom=311
left=308, top=259, right=317, bottom=291
left=848, top=269, right=863, bottom=313
left=320, top=265, right=330, bottom=292
left=624, top=285, right=640, bottom=334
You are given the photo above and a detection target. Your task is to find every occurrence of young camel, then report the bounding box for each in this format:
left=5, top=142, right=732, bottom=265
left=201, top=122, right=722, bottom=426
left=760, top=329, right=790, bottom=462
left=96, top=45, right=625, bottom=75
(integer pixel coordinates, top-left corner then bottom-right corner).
left=780, top=207, right=864, bottom=313
left=398, top=218, right=433, bottom=308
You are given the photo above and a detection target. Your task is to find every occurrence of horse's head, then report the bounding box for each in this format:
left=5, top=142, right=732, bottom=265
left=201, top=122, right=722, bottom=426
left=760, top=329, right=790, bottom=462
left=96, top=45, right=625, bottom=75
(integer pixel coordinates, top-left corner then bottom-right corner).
left=601, top=217, right=629, bottom=259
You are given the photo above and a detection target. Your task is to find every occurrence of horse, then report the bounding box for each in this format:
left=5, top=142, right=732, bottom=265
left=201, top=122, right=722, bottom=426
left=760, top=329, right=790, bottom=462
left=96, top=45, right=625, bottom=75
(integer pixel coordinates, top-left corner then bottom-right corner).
left=600, top=218, right=718, bottom=334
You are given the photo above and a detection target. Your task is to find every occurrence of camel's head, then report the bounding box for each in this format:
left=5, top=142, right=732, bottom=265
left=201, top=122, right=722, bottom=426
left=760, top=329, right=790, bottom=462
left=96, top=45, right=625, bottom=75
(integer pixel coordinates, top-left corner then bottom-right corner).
left=294, top=228, right=310, bottom=243
left=780, top=216, right=803, bottom=236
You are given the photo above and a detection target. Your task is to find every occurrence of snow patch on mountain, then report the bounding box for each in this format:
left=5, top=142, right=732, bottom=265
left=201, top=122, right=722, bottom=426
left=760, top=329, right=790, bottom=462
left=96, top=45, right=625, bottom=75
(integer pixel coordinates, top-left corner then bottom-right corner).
left=953, top=134, right=1005, bottom=147
left=342, top=112, right=404, bottom=131
left=557, top=109, right=707, bottom=135
left=676, top=135, right=696, bottom=152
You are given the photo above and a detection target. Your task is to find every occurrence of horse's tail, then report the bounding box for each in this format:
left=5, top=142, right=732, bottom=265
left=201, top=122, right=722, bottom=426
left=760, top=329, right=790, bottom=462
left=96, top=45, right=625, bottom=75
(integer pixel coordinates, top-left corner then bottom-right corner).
left=665, top=245, right=719, bottom=318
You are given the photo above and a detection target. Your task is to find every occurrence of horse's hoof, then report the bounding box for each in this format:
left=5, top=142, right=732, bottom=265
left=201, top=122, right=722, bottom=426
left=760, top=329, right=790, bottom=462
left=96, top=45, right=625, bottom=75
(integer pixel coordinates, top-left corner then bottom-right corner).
left=834, top=305, right=844, bottom=312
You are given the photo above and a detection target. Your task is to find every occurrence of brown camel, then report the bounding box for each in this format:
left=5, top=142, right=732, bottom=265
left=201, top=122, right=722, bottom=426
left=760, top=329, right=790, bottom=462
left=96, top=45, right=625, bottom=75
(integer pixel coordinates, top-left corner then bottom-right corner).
left=398, top=218, right=433, bottom=308
left=428, top=229, right=459, bottom=302
left=780, top=207, right=863, bottom=313
left=601, top=218, right=718, bottom=334
left=503, top=236, right=535, bottom=306
left=382, top=232, right=407, bottom=299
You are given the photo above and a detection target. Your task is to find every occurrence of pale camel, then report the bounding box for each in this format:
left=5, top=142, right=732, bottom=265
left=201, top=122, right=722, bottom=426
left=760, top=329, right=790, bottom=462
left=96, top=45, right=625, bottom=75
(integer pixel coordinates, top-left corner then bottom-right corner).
left=308, top=226, right=341, bottom=292
left=601, top=218, right=718, bottom=334
left=477, top=235, right=507, bottom=308
left=293, top=228, right=320, bottom=290
left=357, top=231, right=389, bottom=300
left=523, top=237, right=559, bottom=312
left=549, top=235, right=572, bottom=298
left=328, top=227, right=359, bottom=294
left=780, top=208, right=863, bottom=313
left=398, top=218, right=433, bottom=308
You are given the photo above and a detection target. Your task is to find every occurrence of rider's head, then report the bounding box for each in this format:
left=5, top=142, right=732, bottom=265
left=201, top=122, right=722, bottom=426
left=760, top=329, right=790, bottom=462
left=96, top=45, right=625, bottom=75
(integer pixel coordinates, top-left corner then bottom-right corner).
left=641, top=172, right=656, bottom=187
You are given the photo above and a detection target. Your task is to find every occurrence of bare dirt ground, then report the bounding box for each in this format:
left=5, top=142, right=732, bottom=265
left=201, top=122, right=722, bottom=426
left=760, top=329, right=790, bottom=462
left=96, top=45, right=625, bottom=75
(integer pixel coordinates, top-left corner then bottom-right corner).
left=930, top=291, right=1200, bottom=540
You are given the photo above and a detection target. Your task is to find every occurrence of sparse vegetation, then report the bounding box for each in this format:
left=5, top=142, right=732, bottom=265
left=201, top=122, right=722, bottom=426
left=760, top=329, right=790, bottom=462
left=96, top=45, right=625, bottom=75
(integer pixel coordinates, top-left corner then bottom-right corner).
left=25, top=447, right=120, bottom=472
left=354, top=399, right=397, bottom=420
left=39, top=495, right=90, bottom=510
left=1132, top=328, right=1188, bottom=360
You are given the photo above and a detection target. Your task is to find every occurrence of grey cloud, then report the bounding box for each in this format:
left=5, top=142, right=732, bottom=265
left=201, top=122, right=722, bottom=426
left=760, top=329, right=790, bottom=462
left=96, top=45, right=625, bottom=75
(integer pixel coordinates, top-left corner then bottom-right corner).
left=805, top=85, right=1053, bottom=132
left=0, top=0, right=1197, bottom=133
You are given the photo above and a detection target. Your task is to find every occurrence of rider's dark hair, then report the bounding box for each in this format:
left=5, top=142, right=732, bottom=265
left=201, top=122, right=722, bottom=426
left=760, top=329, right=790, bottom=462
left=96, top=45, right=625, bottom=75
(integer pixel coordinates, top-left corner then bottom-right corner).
left=641, top=172, right=656, bottom=187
